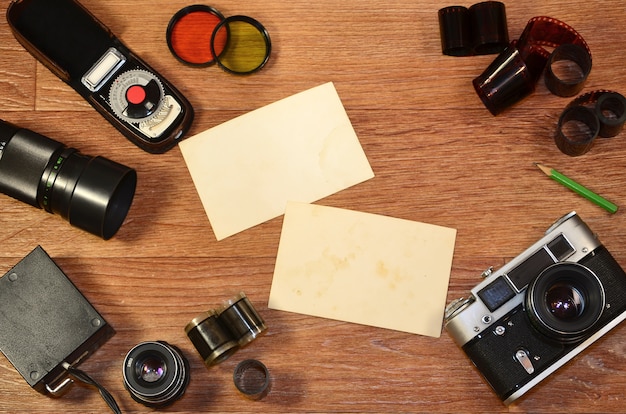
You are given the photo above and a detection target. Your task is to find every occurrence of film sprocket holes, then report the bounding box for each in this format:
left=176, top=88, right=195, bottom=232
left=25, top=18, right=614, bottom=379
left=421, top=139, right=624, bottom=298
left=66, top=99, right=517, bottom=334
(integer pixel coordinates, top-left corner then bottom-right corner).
left=444, top=212, right=626, bottom=404
left=0, top=119, right=136, bottom=240
left=7, top=0, right=194, bottom=153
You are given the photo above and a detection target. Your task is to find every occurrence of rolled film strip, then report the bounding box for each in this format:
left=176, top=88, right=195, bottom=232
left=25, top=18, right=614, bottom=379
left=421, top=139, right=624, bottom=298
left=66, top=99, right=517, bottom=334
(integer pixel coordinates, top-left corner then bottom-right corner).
left=544, top=43, right=592, bottom=98
left=185, top=292, right=267, bottom=366
left=555, top=90, right=626, bottom=156
left=473, top=16, right=592, bottom=115
left=438, top=1, right=509, bottom=56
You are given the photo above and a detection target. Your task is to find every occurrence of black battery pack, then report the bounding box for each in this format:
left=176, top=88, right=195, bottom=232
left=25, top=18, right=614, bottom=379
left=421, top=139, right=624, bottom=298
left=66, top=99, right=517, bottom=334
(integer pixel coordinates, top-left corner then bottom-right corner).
left=0, top=246, right=114, bottom=394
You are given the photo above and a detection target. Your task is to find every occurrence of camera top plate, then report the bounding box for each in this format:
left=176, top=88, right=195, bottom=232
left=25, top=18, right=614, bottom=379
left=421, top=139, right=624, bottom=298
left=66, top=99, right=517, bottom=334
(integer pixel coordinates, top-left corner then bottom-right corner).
left=444, top=212, right=600, bottom=346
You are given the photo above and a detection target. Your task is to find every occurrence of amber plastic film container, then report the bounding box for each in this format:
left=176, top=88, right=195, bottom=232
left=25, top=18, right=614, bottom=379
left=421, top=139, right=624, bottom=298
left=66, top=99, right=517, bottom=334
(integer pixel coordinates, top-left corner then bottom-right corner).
left=474, top=16, right=591, bottom=115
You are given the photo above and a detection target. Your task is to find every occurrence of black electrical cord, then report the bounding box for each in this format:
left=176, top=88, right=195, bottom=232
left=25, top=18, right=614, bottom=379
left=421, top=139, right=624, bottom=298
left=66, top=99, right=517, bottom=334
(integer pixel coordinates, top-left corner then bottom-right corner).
left=63, top=362, right=122, bottom=414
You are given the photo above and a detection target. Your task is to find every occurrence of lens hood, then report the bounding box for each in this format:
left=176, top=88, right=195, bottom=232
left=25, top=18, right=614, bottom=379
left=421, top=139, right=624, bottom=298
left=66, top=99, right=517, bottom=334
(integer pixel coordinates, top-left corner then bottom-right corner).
left=0, top=119, right=136, bottom=239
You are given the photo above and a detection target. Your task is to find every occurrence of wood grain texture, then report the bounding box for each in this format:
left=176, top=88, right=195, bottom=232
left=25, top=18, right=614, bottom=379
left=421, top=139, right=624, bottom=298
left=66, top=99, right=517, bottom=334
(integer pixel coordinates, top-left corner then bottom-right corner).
left=1, top=0, right=626, bottom=412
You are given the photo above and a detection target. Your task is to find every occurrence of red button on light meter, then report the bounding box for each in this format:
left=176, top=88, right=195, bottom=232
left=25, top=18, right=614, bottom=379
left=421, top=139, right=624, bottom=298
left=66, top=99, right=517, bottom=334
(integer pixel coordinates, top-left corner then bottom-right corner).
left=126, top=85, right=146, bottom=105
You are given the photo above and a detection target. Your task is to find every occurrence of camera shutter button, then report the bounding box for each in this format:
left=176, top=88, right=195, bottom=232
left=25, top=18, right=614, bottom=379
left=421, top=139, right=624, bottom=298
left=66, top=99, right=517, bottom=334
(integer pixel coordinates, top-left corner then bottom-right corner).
left=515, top=349, right=535, bottom=375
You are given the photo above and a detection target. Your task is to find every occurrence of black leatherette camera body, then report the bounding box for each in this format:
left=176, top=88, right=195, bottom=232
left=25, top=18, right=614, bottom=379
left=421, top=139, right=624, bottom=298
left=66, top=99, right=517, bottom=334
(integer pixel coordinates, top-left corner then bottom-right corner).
left=444, top=212, right=626, bottom=404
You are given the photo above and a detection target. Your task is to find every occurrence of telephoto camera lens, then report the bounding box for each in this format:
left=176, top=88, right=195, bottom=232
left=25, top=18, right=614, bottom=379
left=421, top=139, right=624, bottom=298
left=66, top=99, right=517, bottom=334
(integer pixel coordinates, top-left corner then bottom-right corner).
left=0, top=119, right=136, bottom=239
left=123, top=341, right=190, bottom=408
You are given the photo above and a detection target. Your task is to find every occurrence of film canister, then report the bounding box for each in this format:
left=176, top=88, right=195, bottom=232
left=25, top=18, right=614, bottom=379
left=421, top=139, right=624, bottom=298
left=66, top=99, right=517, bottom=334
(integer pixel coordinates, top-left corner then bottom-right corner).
left=185, top=310, right=240, bottom=366
left=185, top=292, right=267, bottom=366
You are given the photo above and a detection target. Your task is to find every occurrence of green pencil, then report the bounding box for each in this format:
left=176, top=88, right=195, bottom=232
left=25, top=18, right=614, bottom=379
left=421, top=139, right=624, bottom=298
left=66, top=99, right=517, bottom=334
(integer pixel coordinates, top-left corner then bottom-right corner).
left=535, top=163, right=618, bottom=214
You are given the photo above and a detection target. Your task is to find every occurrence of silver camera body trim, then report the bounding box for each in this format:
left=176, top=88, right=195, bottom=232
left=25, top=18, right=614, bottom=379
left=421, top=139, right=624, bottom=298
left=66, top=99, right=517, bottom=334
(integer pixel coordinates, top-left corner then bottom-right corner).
left=445, top=212, right=600, bottom=346
left=442, top=211, right=626, bottom=404
left=503, top=309, right=626, bottom=404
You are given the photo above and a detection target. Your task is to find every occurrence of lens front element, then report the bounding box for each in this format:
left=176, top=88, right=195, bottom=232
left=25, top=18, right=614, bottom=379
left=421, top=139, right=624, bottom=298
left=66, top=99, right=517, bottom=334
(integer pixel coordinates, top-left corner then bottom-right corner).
left=123, top=341, right=189, bottom=408
left=546, top=283, right=584, bottom=320
left=527, top=262, right=605, bottom=343
left=138, top=356, right=166, bottom=383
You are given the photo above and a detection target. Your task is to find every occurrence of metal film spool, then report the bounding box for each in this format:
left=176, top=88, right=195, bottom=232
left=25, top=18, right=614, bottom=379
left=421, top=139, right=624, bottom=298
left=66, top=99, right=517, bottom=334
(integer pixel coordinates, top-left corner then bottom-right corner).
left=185, top=292, right=267, bottom=366
left=233, top=359, right=271, bottom=400
left=185, top=310, right=239, bottom=366
left=218, top=292, right=268, bottom=346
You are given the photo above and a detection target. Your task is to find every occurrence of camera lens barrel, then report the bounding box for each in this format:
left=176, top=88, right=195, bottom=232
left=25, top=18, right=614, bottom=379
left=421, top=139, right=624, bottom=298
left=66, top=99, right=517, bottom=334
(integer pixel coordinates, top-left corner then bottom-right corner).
left=123, top=341, right=190, bottom=408
left=526, top=262, right=605, bottom=343
left=0, top=119, right=136, bottom=239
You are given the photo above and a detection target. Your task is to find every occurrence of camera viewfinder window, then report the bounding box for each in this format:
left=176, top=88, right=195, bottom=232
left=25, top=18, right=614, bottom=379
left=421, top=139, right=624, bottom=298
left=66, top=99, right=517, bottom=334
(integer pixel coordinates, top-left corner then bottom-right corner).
left=507, top=248, right=555, bottom=291
left=478, top=277, right=516, bottom=312
left=547, top=235, right=575, bottom=261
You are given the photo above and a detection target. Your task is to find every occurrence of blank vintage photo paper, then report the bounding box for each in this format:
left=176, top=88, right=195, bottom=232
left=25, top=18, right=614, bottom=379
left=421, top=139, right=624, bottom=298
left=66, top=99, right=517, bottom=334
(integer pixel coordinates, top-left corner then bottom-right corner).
left=178, top=82, right=374, bottom=240
left=268, top=202, right=457, bottom=337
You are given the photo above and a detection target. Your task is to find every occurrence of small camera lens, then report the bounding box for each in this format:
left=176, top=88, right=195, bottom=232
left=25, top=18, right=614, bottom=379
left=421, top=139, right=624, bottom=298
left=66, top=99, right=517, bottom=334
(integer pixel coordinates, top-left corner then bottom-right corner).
left=123, top=341, right=190, bottom=408
left=526, top=262, right=605, bottom=343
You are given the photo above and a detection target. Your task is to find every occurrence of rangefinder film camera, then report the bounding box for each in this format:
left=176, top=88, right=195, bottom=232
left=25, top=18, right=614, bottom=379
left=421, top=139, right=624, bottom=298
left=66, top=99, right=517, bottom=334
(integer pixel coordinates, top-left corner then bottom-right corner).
left=444, top=212, right=626, bottom=404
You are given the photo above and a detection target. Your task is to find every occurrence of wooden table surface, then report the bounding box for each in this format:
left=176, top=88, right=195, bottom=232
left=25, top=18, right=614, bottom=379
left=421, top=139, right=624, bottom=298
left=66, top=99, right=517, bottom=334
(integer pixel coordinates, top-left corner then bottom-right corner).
left=1, top=0, right=626, bottom=412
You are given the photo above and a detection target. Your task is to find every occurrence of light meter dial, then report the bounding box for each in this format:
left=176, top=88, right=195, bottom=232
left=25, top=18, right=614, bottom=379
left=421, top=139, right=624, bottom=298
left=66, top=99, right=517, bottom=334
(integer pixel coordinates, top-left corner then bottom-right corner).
left=109, top=69, right=165, bottom=124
